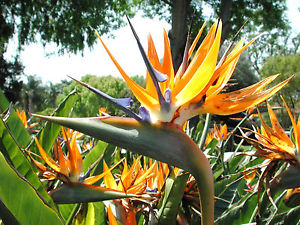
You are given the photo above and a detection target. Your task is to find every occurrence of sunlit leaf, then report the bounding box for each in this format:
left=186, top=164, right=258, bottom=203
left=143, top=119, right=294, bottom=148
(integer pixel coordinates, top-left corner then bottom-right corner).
left=0, top=152, right=64, bottom=225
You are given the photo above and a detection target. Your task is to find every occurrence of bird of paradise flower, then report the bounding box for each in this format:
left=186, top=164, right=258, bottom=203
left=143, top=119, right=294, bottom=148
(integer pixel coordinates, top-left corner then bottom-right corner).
left=16, top=109, right=38, bottom=131
left=103, top=156, right=173, bottom=225
left=33, top=17, right=293, bottom=225
left=241, top=98, right=300, bottom=215
left=26, top=127, right=144, bottom=205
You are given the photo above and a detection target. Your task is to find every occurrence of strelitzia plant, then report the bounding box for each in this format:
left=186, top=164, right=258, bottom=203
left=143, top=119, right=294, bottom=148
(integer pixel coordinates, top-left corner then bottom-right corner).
left=103, top=156, right=170, bottom=224
left=34, top=17, right=292, bottom=224
left=241, top=99, right=300, bottom=215
left=26, top=127, right=139, bottom=204
left=16, top=109, right=38, bottom=131
left=242, top=100, right=300, bottom=165
left=205, top=123, right=229, bottom=147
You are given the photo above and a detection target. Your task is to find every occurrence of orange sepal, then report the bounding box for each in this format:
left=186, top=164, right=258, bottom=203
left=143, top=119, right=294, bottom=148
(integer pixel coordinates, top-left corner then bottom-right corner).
left=199, top=75, right=293, bottom=115
left=103, top=160, right=118, bottom=190
left=108, top=205, right=118, bottom=225
left=34, top=137, right=61, bottom=173
left=95, top=30, right=159, bottom=111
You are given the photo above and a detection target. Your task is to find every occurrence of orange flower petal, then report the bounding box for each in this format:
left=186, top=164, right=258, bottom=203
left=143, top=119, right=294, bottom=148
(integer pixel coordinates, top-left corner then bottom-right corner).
left=146, top=34, right=161, bottom=99
left=188, top=22, right=206, bottom=59
left=175, top=21, right=222, bottom=106
left=95, top=30, right=159, bottom=110
left=206, top=37, right=245, bottom=96
left=199, top=76, right=293, bottom=115
left=84, top=159, right=123, bottom=185
left=174, top=21, right=218, bottom=93
left=161, top=29, right=174, bottom=92
left=108, top=205, right=118, bottom=225
left=267, top=103, right=294, bottom=147
left=282, top=97, right=300, bottom=152
left=34, top=137, right=61, bottom=173
left=103, top=160, right=118, bottom=190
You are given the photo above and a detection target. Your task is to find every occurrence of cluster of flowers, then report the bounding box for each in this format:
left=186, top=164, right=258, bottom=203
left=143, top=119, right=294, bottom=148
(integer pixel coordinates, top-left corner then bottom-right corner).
left=18, top=18, right=297, bottom=224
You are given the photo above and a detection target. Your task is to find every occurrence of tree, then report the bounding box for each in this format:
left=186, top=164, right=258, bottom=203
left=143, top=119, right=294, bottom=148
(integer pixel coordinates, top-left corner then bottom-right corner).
left=2, top=0, right=135, bottom=54
left=0, top=10, right=24, bottom=102
left=137, top=0, right=290, bottom=71
left=1, top=0, right=136, bottom=102
left=58, top=75, right=145, bottom=117
left=249, top=32, right=300, bottom=73
left=0, top=53, right=23, bottom=103
left=260, top=53, right=300, bottom=126
left=20, top=75, right=48, bottom=113
left=18, top=75, right=70, bottom=114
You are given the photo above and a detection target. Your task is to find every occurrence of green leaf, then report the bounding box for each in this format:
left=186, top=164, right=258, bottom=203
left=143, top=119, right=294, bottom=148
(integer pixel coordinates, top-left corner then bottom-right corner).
left=33, top=115, right=215, bottom=225
left=272, top=165, right=300, bottom=190
left=73, top=203, right=95, bottom=225
left=215, top=193, right=257, bottom=225
left=32, top=88, right=78, bottom=154
left=58, top=203, right=80, bottom=225
left=71, top=202, right=106, bottom=225
left=269, top=205, right=300, bottom=225
left=214, top=174, right=243, bottom=218
left=0, top=118, right=56, bottom=209
left=82, top=140, right=109, bottom=173
left=50, top=183, right=139, bottom=204
left=0, top=89, right=31, bottom=148
left=0, top=88, right=10, bottom=111
left=282, top=205, right=300, bottom=225
left=92, top=202, right=106, bottom=225
left=158, top=171, right=189, bottom=225
left=0, top=152, right=64, bottom=225
left=0, top=198, right=21, bottom=225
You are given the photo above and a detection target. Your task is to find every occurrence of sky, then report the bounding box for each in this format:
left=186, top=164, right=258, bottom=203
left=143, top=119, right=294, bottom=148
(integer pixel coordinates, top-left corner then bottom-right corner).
left=5, top=0, right=300, bottom=84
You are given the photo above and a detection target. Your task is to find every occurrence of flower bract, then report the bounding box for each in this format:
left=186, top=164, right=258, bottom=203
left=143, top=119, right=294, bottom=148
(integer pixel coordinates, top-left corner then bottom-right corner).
left=95, top=20, right=292, bottom=127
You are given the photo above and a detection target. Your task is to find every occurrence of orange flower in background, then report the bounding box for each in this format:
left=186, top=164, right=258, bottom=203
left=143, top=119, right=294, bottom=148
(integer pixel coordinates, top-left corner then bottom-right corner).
left=241, top=99, right=300, bottom=213
left=103, top=156, right=172, bottom=224
left=98, top=107, right=109, bottom=117
left=95, top=19, right=292, bottom=127
left=205, top=123, right=229, bottom=146
left=103, top=156, right=169, bottom=195
left=214, top=123, right=229, bottom=141
left=242, top=100, right=299, bottom=165
left=28, top=127, right=120, bottom=184
left=16, top=109, right=38, bottom=131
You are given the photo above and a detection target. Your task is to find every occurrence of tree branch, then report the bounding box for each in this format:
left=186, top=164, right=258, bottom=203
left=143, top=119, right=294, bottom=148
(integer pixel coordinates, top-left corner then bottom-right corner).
left=161, top=0, right=172, bottom=7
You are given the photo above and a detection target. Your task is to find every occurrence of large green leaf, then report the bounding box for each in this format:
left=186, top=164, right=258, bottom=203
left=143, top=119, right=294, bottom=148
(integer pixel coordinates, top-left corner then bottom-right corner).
left=214, top=174, right=244, bottom=218
left=0, top=199, right=21, bottom=225
left=0, top=118, right=56, bottom=209
left=271, top=165, right=300, bottom=190
left=33, top=115, right=215, bottom=225
left=0, top=152, right=64, bottom=225
left=215, top=193, right=257, bottom=225
left=158, top=171, right=189, bottom=225
left=0, top=88, right=77, bottom=210
left=92, top=202, right=106, bottom=225
left=0, top=89, right=31, bottom=148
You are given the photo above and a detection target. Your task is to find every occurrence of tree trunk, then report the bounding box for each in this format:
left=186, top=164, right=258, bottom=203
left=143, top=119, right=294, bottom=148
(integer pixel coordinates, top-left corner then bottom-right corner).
left=219, top=0, right=232, bottom=44
left=169, top=0, right=190, bottom=73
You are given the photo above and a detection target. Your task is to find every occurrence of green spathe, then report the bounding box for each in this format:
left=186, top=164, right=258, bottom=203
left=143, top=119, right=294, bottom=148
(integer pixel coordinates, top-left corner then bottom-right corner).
left=50, top=183, right=138, bottom=204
